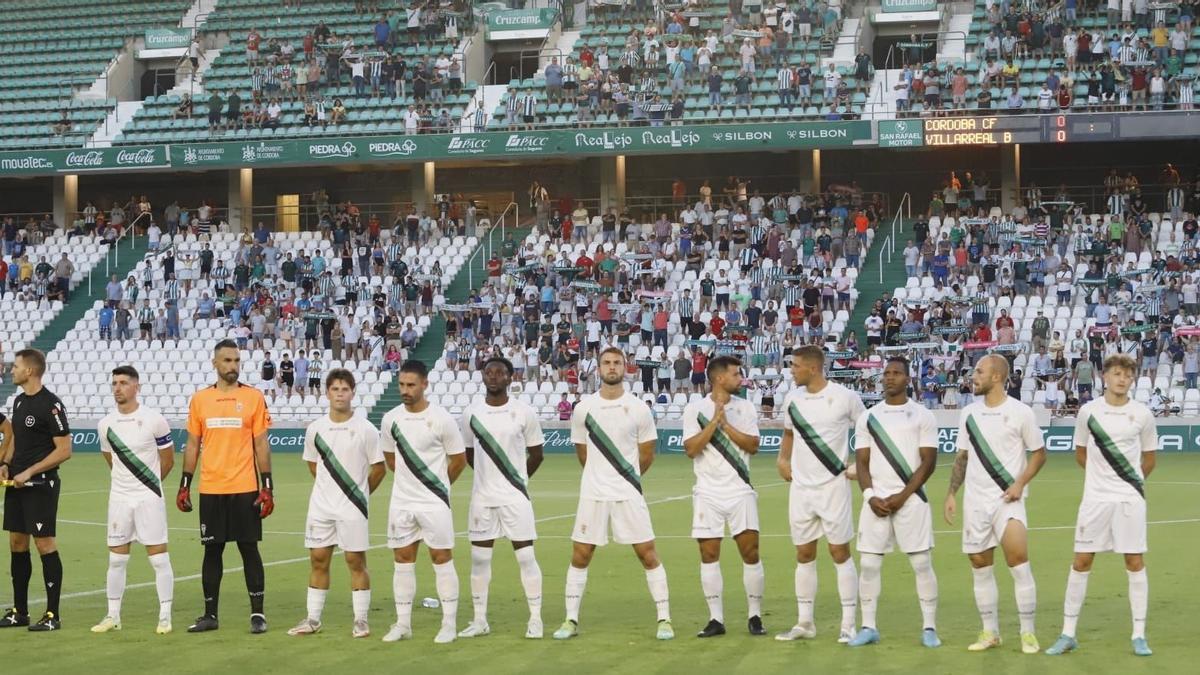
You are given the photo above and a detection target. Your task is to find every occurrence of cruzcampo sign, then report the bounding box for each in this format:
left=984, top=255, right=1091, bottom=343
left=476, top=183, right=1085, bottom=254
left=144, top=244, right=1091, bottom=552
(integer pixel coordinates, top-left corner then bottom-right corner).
left=881, top=0, right=938, bottom=12
left=486, top=8, right=557, bottom=39
left=144, top=27, right=191, bottom=50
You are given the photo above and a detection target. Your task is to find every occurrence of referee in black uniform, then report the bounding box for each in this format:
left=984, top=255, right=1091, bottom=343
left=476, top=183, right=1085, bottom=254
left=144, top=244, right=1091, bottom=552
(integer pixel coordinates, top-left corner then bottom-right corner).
left=0, top=349, right=72, bottom=631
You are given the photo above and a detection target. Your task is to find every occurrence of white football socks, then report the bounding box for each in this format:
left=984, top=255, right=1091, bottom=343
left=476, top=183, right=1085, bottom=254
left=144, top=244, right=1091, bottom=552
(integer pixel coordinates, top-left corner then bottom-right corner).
left=469, top=546, right=493, bottom=625
left=147, top=552, right=173, bottom=622
left=1061, top=567, right=1090, bottom=638
left=1127, top=568, right=1148, bottom=640
left=743, top=561, right=764, bottom=618
left=306, top=587, right=328, bottom=623
left=858, top=553, right=883, bottom=629
left=352, top=589, right=371, bottom=623
left=1009, top=561, right=1036, bottom=634
left=834, top=558, right=858, bottom=632
left=564, top=565, right=588, bottom=623
left=515, top=546, right=543, bottom=621
left=645, top=565, right=670, bottom=622
left=794, top=561, right=817, bottom=625
left=699, top=562, right=723, bottom=623
left=393, top=562, right=416, bottom=628
left=106, top=552, right=130, bottom=620
left=433, top=561, right=459, bottom=630
left=909, top=551, right=938, bottom=630
left=973, top=565, right=1000, bottom=634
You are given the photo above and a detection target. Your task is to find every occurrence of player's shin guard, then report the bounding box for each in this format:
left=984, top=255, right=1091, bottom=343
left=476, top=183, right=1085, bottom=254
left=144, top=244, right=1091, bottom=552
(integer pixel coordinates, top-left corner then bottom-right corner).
left=1009, top=562, right=1036, bottom=634
left=1127, top=569, right=1148, bottom=640
left=11, top=551, right=32, bottom=615
left=858, top=553, right=883, bottom=629
left=564, top=565, right=588, bottom=623
left=645, top=565, right=670, bottom=622
left=972, top=565, right=1000, bottom=634
left=743, top=561, right=763, bottom=619
left=106, top=552, right=131, bottom=620
left=909, top=551, right=938, bottom=630
left=514, top=547, right=542, bottom=619
left=433, top=561, right=459, bottom=630
left=202, top=543, right=225, bottom=618
left=794, top=561, right=817, bottom=625
left=469, top=546, right=493, bottom=625
left=393, top=562, right=416, bottom=628
left=237, top=543, right=265, bottom=615
left=41, top=551, right=63, bottom=615
left=700, top=562, right=724, bottom=623
left=834, top=559, right=858, bottom=631
left=1061, top=568, right=1090, bottom=638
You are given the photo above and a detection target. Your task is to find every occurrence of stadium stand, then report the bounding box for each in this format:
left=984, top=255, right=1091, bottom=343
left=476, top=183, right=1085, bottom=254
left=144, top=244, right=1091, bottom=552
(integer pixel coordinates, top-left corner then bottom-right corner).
left=893, top=0, right=1199, bottom=115
left=488, top=0, right=857, bottom=129
left=863, top=166, right=1200, bottom=416
left=425, top=177, right=878, bottom=419
left=115, top=0, right=477, bottom=144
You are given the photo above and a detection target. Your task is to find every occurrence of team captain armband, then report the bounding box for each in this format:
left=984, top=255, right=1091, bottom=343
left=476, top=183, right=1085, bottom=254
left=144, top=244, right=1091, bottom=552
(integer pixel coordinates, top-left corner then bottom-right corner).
left=156, top=434, right=174, bottom=448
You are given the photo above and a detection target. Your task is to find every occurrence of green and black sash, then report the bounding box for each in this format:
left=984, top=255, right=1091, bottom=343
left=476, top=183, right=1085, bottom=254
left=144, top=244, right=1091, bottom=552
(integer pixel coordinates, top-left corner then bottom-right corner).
left=1087, top=416, right=1145, bottom=497
left=584, top=413, right=642, bottom=494
left=390, top=422, right=451, bottom=506
left=106, top=428, right=162, bottom=497
left=788, top=403, right=846, bottom=477
left=469, top=416, right=530, bottom=499
left=865, top=414, right=927, bottom=503
left=697, top=412, right=751, bottom=486
left=964, top=415, right=1015, bottom=492
left=314, top=433, right=369, bottom=517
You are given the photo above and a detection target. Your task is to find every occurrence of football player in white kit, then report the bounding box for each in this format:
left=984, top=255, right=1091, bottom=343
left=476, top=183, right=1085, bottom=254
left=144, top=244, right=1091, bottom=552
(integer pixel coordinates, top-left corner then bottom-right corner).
left=1046, top=354, right=1157, bottom=657
left=775, top=345, right=864, bottom=643
left=944, top=355, right=1046, bottom=654
left=458, top=357, right=546, bottom=640
left=553, top=347, right=673, bottom=641
left=847, top=357, right=940, bottom=649
left=681, top=355, right=766, bottom=639
left=377, top=360, right=467, bottom=644
left=92, top=365, right=176, bottom=635
left=288, top=369, right=386, bottom=638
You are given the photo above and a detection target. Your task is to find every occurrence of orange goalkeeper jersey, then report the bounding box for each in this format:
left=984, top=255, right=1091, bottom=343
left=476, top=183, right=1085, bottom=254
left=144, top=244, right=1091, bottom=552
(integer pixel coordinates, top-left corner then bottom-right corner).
left=186, top=383, right=271, bottom=494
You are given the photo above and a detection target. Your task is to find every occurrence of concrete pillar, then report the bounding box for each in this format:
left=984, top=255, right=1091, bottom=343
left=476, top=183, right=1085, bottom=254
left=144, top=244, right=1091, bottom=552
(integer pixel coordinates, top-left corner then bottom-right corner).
left=412, top=162, right=435, bottom=213
left=1000, top=144, right=1021, bottom=212
left=228, top=168, right=252, bottom=231
left=598, top=156, right=626, bottom=211
left=796, top=150, right=819, bottom=193
left=53, top=175, right=78, bottom=228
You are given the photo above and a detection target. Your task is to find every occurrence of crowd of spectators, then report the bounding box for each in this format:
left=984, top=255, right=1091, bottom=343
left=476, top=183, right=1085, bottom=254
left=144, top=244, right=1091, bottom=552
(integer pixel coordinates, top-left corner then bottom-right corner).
left=435, top=173, right=878, bottom=414
left=859, top=164, right=1200, bottom=416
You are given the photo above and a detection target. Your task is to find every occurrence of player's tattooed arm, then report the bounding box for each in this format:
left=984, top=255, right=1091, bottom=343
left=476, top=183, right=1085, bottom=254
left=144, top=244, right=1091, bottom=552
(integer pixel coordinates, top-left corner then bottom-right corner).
left=946, top=449, right=968, bottom=496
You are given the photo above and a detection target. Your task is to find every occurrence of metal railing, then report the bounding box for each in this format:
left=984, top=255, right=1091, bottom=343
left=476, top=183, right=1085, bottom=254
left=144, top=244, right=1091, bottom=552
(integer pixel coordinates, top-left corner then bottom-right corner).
left=878, top=191, right=911, bottom=284
left=89, top=223, right=140, bottom=297
left=466, top=201, right=518, bottom=290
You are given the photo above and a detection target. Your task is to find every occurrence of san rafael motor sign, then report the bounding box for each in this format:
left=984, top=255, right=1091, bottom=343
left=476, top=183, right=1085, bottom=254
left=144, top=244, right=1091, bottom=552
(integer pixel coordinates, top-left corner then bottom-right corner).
left=878, top=119, right=924, bottom=147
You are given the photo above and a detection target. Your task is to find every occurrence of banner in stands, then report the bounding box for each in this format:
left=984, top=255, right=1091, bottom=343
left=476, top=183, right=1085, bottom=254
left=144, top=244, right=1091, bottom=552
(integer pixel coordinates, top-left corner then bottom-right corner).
left=168, top=121, right=872, bottom=168
left=144, top=28, right=191, bottom=50
left=485, top=8, right=557, bottom=40
left=53, top=423, right=1200, bottom=453
left=877, top=119, right=925, bottom=148
left=881, top=0, right=938, bottom=12
left=0, top=145, right=169, bottom=176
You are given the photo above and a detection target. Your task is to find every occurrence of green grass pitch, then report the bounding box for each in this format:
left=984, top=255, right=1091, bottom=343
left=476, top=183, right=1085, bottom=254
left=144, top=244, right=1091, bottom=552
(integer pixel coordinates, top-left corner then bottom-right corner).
left=2, top=452, right=1196, bottom=674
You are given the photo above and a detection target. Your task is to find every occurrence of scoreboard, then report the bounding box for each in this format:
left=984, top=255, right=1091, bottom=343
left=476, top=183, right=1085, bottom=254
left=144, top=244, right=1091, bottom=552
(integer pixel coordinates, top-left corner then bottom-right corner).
left=921, top=115, right=1120, bottom=146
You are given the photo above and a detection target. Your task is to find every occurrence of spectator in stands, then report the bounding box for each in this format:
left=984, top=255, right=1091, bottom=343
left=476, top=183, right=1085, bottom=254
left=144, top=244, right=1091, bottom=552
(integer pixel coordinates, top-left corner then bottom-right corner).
left=51, top=111, right=71, bottom=136
left=207, top=91, right=223, bottom=131
left=330, top=98, right=347, bottom=125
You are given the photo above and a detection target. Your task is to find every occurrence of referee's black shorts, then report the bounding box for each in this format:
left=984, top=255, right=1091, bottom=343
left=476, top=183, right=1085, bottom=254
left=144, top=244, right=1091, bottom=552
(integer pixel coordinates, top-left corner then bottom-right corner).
left=199, top=492, right=262, bottom=545
left=3, top=474, right=61, bottom=537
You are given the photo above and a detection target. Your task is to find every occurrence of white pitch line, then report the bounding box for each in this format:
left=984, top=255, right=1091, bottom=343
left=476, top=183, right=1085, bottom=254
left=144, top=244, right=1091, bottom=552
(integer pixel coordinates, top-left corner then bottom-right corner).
left=38, top=485, right=781, bottom=604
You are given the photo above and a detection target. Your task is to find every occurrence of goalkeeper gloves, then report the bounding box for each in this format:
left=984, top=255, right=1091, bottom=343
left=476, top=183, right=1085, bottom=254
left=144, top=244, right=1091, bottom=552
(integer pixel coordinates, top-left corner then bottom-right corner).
left=254, top=472, right=275, bottom=518
left=177, top=472, right=193, bottom=512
